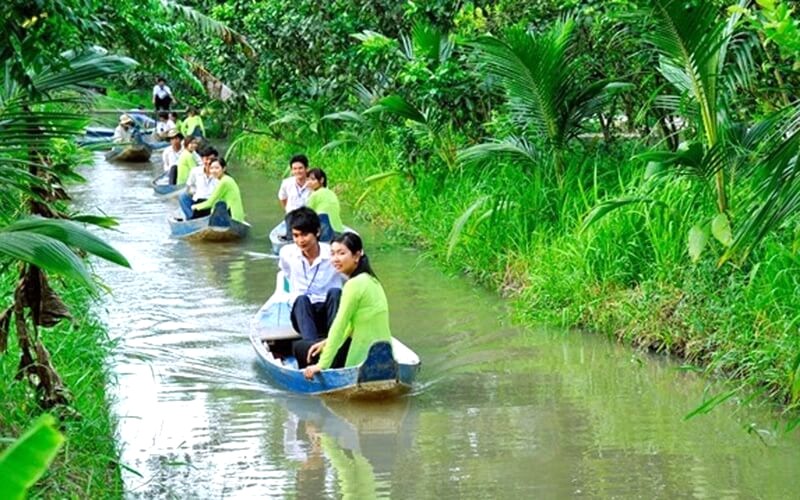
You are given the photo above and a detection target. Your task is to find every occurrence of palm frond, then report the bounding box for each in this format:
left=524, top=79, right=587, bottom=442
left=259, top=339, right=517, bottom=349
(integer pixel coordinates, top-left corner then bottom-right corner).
left=3, top=217, right=130, bottom=268
left=159, top=0, right=256, bottom=58
left=364, top=95, right=427, bottom=125
left=457, top=136, right=539, bottom=172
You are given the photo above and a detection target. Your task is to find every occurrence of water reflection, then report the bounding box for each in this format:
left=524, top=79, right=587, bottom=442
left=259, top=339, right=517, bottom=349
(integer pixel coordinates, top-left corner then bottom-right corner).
left=280, top=396, right=415, bottom=499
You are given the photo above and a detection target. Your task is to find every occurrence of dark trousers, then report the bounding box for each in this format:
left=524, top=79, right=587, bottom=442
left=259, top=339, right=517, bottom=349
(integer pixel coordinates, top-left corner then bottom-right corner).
left=290, top=289, right=341, bottom=342
left=178, top=193, right=209, bottom=220
left=155, top=95, right=172, bottom=111
left=293, top=337, right=351, bottom=369
left=168, top=164, right=178, bottom=185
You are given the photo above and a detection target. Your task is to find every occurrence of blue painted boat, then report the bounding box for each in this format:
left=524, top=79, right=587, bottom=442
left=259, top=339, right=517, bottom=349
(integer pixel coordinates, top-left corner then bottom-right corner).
left=249, top=272, right=420, bottom=398
left=168, top=201, right=250, bottom=241
left=151, top=171, right=183, bottom=198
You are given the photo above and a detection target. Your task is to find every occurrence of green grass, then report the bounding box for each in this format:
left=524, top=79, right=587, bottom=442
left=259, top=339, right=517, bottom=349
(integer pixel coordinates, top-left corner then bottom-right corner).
left=0, top=272, right=123, bottom=498
left=240, top=131, right=800, bottom=417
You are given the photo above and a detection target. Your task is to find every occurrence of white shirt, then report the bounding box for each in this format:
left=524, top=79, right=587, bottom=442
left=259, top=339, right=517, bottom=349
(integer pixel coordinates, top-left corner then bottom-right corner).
left=278, top=243, right=343, bottom=304
left=165, top=119, right=176, bottom=131
left=112, top=125, right=132, bottom=144
left=193, top=151, right=203, bottom=168
left=162, top=146, right=182, bottom=172
left=278, top=177, right=311, bottom=213
left=153, top=84, right=172, bottom=99
left=186, top=166, right=218, bottom=200
left=155, top=121, right=170, bottom=135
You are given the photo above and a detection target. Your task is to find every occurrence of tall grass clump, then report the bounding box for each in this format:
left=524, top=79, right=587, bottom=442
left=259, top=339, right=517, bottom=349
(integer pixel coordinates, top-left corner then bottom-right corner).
left=0, top=271, right=124, bottom=498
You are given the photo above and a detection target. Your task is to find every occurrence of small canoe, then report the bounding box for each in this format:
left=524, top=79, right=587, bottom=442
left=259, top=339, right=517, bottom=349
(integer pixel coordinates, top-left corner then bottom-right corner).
left=105, top=143, right=152, bottom=162
left=151, top=171, right=183, bottom=198
left=269, top=220, right=358, bottom=255
left=249, top=272, right=420, bottom=398
left=269, top=221, right=292, bottom=254
left=168, top=201, right=250, bottom=241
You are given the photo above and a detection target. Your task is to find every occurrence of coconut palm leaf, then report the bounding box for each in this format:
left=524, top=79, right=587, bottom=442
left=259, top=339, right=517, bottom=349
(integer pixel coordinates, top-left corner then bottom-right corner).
left=3, top=217, right=130, bottom=268
left=158, top=0, right=256, bottom=58
left=0, top=232, right=94, bottom=288
left=471, top=18, right=628, bottom=150
left=364, top=95, right=428, bottom=125
left=457, top=136, right=539, bottom=173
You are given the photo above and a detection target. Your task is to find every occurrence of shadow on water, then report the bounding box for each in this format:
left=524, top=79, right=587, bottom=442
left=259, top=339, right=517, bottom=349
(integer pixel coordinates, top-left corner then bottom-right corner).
left=69, top=150, right=800, bottom=498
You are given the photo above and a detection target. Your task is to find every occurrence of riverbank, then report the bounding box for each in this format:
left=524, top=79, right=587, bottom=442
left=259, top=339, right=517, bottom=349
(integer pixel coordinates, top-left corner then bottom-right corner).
left=0, top=271, right=123, bottom=498
left=238, top=135, right=800, bottom=418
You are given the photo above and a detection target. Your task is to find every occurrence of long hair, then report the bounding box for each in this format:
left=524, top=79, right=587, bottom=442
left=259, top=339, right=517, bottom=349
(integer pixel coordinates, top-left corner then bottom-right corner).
left=307, top=167, right=328, bottom=187
left=332, top=232, right=377, bottom=279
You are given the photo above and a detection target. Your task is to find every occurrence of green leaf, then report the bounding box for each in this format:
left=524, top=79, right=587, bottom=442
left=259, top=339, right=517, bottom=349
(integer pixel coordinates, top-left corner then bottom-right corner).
left=683, top=389, right=738, bottom=420
left=688, top=225, right=709, bottom=263
left=711, top=213, right=733, bottom=247
left=446, top=196, right=489, bottom=260
left=0, top=414, right=65, bottom=500
left=3, top=217, right=130, bottom=268
left=0, top=232, right=94, bottom=288
left=364, top=95, right=427, bottom=125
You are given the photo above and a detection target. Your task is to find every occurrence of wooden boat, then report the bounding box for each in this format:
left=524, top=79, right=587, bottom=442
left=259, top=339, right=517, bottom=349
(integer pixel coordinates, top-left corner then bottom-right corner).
left=249, top=272, right=420, bottom=398
left=105, top=143, right=153, bottom=162
left=269, top=219, right=358, bottom=255
left=269, top=220, right=292, bottom=254
left=167, top=201, right=250, bottom=241
left=151, top=171, right=183, bottom=198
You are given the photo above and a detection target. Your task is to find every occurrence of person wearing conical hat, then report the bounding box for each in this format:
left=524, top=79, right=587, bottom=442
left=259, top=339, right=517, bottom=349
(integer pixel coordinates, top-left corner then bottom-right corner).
left=112, top=114, right=135, bottom=144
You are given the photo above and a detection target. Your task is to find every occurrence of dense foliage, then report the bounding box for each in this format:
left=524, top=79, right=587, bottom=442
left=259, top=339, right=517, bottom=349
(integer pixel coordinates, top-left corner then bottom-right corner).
left=203, top=0, right=800, bottom=414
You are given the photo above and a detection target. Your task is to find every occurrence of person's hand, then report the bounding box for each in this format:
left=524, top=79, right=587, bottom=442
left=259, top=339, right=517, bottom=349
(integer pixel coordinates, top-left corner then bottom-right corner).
left=307, top=340, right=326, bottom=363
left=190, top=204, right=197, bottom=210
left=303, top=364, right=321, bottom=380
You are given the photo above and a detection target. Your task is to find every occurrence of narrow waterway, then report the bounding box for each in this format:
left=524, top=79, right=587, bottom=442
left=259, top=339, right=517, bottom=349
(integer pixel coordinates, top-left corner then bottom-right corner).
left=73, top=151, right=800, bottom=498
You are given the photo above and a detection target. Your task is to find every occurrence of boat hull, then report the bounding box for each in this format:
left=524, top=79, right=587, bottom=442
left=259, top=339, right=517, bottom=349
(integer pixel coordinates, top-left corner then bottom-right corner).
left=105, top=143, right=152, bottom=162
left=249, top=273, right=420, bottom=398
left=168, top=202, right=250, bottom=241
left=152, top=171, right=183, bottom=198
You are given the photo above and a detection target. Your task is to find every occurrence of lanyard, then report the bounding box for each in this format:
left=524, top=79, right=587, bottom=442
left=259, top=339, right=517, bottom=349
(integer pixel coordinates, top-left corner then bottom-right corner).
left=302, top=258, right=321, bottom=292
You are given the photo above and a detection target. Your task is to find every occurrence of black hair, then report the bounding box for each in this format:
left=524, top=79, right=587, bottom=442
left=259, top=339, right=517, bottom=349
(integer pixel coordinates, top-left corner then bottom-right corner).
left=307, top=168, right=328, bottom=187
left=200, top=147, right=219, bottom=158
left=158, top=111, right=168, bottom=120
left=171, top=132, right=184, bottom=141
left=213, top=157, right=227, bottom=169
left=169, top=111, right=179, bottom=119
left=332, top=232, right=377, bottom=279
left=290, top=154, right=309, bottom=169
left=157, top=76, right=166, bottom=83
left=183, top=136, right=196, bottom=148
left=287, top=207, right=320, bottom=236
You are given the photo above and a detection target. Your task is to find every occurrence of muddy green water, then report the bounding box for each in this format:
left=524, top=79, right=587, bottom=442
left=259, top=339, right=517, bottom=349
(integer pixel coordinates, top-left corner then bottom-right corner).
left=73, top=152, right=800, bottom=498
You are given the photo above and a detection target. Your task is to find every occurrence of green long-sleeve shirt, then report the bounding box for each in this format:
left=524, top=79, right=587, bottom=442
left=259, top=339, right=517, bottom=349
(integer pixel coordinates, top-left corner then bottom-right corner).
left=306, top=187, right=344, bottom=232
left=176, top=150, right=195, bottom=185
left=318, top=273, right=391, bottom=369
left=182, top=115, right=205, bottom=137
left=193, top=175, right=245, bottom=222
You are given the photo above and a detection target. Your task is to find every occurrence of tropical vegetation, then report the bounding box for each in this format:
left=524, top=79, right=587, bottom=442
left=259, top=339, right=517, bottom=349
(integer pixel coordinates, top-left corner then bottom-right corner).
left=2, top=0, right=800, bottom=495
left=205, top=0, right=800, bottom=420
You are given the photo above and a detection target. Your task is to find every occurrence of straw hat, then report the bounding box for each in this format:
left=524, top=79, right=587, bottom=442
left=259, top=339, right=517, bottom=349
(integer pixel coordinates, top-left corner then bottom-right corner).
left=119, top=114, right=134, bottom=125
left=166, top=128, right=181, bottom=138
